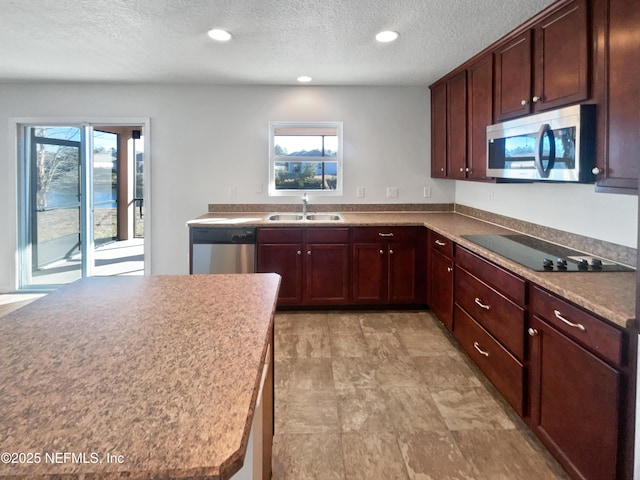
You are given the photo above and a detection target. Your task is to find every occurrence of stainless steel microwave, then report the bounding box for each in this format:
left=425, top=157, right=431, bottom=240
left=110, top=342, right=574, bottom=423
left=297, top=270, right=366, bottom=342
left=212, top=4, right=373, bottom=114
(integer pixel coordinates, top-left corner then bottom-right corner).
left=486, top=104, right=596, bottom=182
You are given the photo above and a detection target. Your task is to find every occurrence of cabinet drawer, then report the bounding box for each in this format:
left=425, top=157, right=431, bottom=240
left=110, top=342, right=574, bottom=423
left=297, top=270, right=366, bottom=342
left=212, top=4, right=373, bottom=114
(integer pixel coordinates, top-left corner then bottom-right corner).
left=455, top=247, right=526, bottom=305
left=257, top=228, right=303, bottom=243
left=454, top=305, right=524, bottom=415
left=530, top=286, right=625, bottom=367
left=352, top=226, right=420, bottom=243
left=305, top=228, right=349, bottom=243
left=430, top=231, right=454, bottom=257
left=455, top=266, right=525, bottom=359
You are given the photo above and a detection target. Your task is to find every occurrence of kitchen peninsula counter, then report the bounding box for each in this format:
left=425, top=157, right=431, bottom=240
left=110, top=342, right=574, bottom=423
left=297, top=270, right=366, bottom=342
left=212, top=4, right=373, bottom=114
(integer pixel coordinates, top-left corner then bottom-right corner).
left=0, top=274, right=280, bottom=479
left=188, top=210, right=636, bottom=329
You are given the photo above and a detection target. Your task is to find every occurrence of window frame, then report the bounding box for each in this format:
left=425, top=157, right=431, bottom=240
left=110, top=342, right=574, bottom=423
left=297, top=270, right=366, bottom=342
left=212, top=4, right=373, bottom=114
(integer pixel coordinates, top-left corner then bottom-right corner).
left=268, top=121, right=343, bottom=196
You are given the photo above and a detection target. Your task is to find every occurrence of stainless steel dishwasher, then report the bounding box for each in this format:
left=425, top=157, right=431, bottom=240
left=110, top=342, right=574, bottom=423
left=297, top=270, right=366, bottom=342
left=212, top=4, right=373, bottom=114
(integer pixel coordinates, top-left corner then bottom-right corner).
left=189, top=227, right=256, bottom=274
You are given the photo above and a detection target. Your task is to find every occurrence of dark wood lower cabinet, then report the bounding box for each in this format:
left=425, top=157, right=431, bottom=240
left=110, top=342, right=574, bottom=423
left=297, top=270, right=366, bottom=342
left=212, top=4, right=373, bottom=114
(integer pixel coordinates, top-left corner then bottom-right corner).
left=528, top=315, right=622, bottom=480
left=257, top=242, right=303, bottom=305
left=305, top=243, right=349, bottom=304
left=429, top=248, right=453, bottom=329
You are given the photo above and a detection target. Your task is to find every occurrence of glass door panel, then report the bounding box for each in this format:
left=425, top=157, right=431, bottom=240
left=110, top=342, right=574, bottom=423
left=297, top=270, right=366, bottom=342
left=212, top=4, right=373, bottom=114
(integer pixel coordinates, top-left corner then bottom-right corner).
left=93, top=130, right=118, bottom=246
left=29, top=127, right=83, bottom=286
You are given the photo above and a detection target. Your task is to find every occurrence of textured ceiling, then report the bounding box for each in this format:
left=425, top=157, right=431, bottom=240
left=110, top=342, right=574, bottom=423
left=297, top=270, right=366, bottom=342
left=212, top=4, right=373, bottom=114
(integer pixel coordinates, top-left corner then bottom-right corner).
left=0, top=0, right=556, bottom=86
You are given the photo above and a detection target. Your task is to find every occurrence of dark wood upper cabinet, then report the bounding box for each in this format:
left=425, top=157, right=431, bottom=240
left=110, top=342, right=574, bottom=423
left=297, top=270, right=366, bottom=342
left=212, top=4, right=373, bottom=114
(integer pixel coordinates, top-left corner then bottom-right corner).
left=592, top=0, right=640, bottom=193
left=430, top=82, right=447, bottom=178
left=494, top=31, right=533, bottom=121
left=466, top=54, right=493, bottom=179
left=447, top=70, right=468, bottom=179
left=494, top=0, right=589, bottom=121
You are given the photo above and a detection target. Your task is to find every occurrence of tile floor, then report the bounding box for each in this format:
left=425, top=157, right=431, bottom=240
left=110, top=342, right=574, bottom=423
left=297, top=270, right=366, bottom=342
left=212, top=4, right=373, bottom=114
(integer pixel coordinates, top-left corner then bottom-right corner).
left=272, top=310, right=570, bottom=480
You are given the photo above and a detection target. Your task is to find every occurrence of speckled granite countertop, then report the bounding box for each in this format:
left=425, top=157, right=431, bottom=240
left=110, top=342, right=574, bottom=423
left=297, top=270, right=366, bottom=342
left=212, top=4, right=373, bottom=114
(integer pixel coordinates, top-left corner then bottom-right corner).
left=188, top=211, right=636, bottom=330
left=0, top=274, right=280, bottom=480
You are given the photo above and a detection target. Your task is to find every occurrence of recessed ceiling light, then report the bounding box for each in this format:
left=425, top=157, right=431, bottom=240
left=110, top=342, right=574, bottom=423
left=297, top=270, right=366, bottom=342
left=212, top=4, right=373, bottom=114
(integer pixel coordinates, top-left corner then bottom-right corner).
left=375, top=30, right=400, bottom=43
left=207, top=29, right=232, bottom=42
left=297, top=76, right=312, bottom=83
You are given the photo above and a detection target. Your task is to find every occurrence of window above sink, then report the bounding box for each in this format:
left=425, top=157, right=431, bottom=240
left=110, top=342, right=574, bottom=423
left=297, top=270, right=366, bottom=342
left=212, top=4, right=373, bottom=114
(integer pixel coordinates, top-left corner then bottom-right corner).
left=268, top=121, right=343, bottom=197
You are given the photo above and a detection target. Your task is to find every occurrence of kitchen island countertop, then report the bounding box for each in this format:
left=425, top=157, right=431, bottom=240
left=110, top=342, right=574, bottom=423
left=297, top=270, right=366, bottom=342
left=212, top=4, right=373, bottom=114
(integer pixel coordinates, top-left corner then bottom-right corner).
left=0, top=273, right=280, bottom=479
left=188, top=210, right=636, bottom=330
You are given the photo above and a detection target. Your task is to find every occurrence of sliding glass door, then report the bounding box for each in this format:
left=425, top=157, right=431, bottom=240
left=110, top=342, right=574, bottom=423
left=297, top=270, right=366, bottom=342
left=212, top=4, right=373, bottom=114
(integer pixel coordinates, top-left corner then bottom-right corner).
left=17, top=124, right=145, bottom=289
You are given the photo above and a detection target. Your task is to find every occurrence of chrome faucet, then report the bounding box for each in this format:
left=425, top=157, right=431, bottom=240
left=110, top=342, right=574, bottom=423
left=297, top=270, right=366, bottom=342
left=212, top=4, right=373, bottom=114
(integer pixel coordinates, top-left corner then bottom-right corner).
left=301, top=193, right=309, bottom=216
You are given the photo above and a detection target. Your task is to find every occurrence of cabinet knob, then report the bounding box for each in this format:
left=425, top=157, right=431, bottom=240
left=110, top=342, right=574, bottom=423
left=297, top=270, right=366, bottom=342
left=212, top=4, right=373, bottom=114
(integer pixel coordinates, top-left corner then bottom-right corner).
left=465, top=167, right=470, bottom=172
left=389, top=249, right=394, bottom=255
left=520, top=99, right=529, bottom=106
left=307, top=250, right=311, bottom=256
left=532, top=96, right=541, bottom=103
left=447, top=267, right=453, bottom=273
left=528, top=327, right=539, bottom=337
left=592, top=167, right=601, bottom=175
left=459, top=167, right=464, bottom=172
left=440, top=167, right=445, bottom=172
left=297, top=250, right=302, bottom=255
left=379, top=249, right=384, bottom=254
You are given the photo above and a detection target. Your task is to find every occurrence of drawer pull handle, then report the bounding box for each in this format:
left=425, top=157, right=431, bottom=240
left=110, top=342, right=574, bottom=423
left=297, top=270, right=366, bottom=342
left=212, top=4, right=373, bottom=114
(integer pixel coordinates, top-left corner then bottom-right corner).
left=379, top=233, right=394, bottom=237
left=554, top=309, right=586, bottom=331
left=474, top=298, right=490, bottom=310
left=473, top=341, right=489, bottom=357
left=435, top=240, right=446, bottom=246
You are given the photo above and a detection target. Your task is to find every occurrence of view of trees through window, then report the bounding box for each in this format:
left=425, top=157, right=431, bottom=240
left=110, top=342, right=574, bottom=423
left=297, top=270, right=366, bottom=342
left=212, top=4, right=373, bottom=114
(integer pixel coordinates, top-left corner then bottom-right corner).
left=270, top=123, right=342, bottom=193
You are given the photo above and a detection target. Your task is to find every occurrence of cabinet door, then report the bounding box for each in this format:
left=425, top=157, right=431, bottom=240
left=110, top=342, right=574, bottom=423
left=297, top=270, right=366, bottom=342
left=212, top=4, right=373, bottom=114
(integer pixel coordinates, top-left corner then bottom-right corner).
left=494, top=31, right=533, bottom=121
left=528, top=316, right=621, bottom=480
left=430, top=82, right=448, bottom=178
left=467, top=54, right=493, bottom=179
left=447, top=70, right=468, bottom=179
left=388, top=242, right=417, bottom=304
left=257, top=244, right=303, bottom=305
left=429, top=248, right=454, bottom=330
left=352, top=243, right=386, bottom=304
left=534, top=0, right=589, bottom=111
left=593, top=0, right=640, bottom=192
left=305, top=243, right=349, bottom=304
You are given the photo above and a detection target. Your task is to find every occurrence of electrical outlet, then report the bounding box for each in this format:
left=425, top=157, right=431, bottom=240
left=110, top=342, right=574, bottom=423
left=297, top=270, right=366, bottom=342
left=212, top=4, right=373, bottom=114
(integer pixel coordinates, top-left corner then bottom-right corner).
left=488, top=192, right=494, bottom=203
left=357, top=187, right=365, bottom=198
left=386, top=187, right=398, bottom=198
left=229, top=187, right=237, bottom=198
left=423, top=186, right=432, bottom=198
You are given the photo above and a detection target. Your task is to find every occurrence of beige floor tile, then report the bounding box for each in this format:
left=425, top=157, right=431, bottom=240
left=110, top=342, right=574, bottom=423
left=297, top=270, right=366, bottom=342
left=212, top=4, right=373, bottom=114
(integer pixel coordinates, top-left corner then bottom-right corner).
left=332, top=358, right=378, bottom=389
left=327, top=313, right=363, bottom=335
left=396, top=328, right=459, bottom=356
left=275, top=358, right=334, bottom=390
left=272, top=433, right=345, bottom=480
left=275, top=312, right=329, bottom=335
left=275, top=332, right=331, bottom=359
left=329, top=333, right=368, bottom=358
left=276, top=388, right=340, bottom=434
left=363, top=332, right=409, bottom=358
left=430, top=386, right=516, bottom=431
left=384, top=387, right=449, bottom=433
left=374, top=356, right=423, bottom=387
left=336, top=387, right=395, bottom=433
left=412, top=354, right=482, bottom=389
left=341, top=433, right=409, bottom=480
left=452, top=429, right=570, bottom=480
left=359, top=312, right=398, bottom=334
left=390, top=311, right=439, bottom=332
left=397, top=431, right=478, bottom=480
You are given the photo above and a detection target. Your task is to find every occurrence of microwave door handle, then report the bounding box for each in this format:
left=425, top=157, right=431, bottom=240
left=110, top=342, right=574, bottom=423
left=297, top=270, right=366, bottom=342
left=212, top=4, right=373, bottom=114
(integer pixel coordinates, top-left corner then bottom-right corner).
left=534, top=123, right=555, bottom=178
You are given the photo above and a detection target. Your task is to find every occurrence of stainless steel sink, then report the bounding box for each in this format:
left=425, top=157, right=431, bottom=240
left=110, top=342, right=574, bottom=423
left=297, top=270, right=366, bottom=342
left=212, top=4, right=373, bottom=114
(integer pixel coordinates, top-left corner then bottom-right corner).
left=305, top=213, right=343, bottom=221
left=266, top=213, right=304, bottom=221
left=265, top=213, right=343, bottom=222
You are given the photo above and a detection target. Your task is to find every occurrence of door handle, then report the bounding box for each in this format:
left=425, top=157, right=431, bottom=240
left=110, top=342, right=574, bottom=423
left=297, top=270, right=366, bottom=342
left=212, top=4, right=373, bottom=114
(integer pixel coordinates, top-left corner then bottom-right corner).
left=534, top=123, right=555, bottom=178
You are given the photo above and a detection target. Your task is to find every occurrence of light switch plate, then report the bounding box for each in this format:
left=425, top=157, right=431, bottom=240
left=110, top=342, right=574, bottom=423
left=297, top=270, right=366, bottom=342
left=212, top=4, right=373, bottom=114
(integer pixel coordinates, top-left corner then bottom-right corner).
left=423, top=186, right=432, bottom=198
left=386, top=187, right=398, bottom=198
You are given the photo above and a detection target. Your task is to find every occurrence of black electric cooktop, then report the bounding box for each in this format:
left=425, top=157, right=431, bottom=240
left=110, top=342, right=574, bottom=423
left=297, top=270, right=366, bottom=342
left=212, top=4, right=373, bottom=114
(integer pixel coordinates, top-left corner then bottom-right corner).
left=461, top=234, right=634, bottom=272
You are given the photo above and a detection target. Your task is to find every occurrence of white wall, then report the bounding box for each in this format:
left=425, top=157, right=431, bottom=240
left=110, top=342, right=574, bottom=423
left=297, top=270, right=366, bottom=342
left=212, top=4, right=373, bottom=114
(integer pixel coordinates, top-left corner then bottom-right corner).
left=0, top=83, right=449, bottom=291
left=455, top=181, right=638, bottom=248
